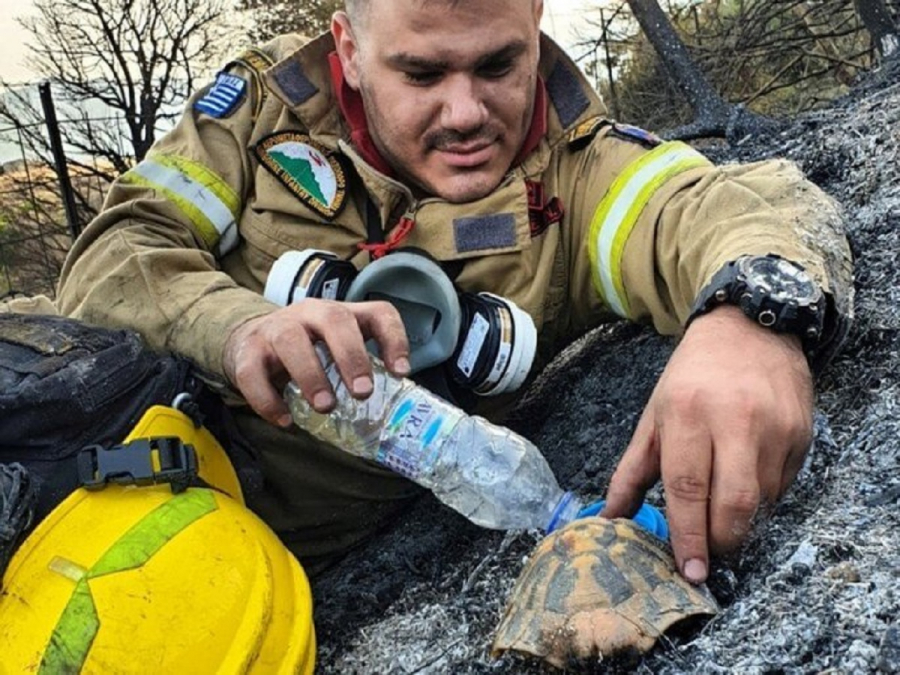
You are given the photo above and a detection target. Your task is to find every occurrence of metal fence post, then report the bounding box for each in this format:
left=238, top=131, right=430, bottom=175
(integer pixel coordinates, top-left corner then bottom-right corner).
left=39, top=81, right=82, bottom=240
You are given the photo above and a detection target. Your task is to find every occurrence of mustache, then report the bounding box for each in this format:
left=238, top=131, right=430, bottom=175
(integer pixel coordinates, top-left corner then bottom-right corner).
left=425, top=128, right=496, bottom=150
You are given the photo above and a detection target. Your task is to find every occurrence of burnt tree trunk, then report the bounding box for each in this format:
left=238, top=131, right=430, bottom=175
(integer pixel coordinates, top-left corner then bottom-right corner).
left=624, top=0, right=778, bottom=142
left=854, top=0, right=900, bottom=59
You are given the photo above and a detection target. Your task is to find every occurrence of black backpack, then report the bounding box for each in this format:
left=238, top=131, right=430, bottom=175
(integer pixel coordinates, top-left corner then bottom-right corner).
left=0, top=313, right=209, bottom=574
left=0, top=313, right=202, bottom=514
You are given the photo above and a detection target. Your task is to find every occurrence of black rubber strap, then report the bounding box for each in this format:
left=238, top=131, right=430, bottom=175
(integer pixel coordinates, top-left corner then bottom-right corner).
left=365, top=197, right=384, bottom=247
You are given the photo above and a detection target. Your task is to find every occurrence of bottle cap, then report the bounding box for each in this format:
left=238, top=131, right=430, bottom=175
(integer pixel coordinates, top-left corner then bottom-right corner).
left=546, top=491, right=581, bottom=533
left=576, top=499, right=670, bottom=541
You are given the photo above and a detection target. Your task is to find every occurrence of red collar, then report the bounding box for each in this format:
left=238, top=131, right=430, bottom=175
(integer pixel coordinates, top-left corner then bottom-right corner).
left=514, top=78, right=548, bottom=166
left=328, top=52, right=548, bottom=180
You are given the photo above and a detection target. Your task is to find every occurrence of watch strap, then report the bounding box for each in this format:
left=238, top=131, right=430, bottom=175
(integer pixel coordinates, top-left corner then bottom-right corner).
left=687, top=255, right=834, bottom=371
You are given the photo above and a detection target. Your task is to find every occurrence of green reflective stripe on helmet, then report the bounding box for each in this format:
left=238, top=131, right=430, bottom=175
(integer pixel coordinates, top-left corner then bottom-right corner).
left=122, top=154, right=240, bottom=253
left=588, top=142, right=709, bottom=318
left=39, top=579, right=99, bottom=674
left=38, top=490, right=218, bottom=671
left=90, top=489, right=217, bottom=577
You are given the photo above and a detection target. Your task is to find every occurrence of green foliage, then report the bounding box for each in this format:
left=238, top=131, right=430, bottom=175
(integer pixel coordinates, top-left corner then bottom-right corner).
left=238, top=0, right=344, bottom=42
left=583, top=0, right=898, bottom=131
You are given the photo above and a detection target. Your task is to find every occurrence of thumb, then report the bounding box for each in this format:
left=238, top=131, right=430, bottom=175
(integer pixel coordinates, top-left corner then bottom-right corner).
left=602, top=406, right=660, bottom=519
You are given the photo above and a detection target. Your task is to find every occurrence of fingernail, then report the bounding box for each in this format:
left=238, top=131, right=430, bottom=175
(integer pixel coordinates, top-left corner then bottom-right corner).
left=352, top=376, right=373, bottom=396
left=277, top=413, right=293, bottom=428
left=313, top=391, right=334, bottom=410
left=683, top=558, right=707, bottom=584
left=394, top=357, right=410, bottom=376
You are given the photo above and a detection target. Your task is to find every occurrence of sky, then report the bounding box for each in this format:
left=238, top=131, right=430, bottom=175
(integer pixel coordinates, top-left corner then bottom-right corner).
left=0, top=0, right=35, bottom=84
left=0, top=0, right=601, bottom=84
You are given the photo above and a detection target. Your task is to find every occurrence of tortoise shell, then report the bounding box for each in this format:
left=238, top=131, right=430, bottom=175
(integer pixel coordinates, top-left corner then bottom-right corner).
left=492, top=517, right=719, bottom=668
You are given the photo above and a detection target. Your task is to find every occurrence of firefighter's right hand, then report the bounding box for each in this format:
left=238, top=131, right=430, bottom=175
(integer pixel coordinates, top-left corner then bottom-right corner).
left=223, top=299, right=410, bottom=427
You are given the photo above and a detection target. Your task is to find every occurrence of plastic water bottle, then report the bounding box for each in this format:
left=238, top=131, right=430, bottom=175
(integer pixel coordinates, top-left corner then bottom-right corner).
left=284, top=354, right=581, bottom=532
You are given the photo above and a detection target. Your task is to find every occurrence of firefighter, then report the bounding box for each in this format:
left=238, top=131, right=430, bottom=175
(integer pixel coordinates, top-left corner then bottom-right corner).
left=56, top=0, right=853, bottom=585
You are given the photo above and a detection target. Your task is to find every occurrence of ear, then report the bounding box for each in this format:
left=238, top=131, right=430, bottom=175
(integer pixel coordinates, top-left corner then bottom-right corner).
left=533, top=0, right=544, bottom=25
left=332, top=12, right=362, bottom=90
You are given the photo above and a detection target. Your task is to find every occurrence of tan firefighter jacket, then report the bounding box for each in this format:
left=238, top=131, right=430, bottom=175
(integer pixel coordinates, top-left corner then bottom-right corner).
left=56, top=32, right=853, bottom=396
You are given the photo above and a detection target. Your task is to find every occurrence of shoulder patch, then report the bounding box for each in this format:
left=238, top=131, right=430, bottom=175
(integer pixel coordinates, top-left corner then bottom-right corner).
left=226, top=48, right=275, bottom=121
left=567, top=116, right=610, bottom=149
left=194, top=73, right=247, bottom=119
left=609, top=123, right=662, bottom=147
left=254, top=132, right=347, bottom=219
left=545, top=60, right=591, bottom=128
left=271, top=59, right=319, bottom=108
left=230, top=47, right=275, bottom=74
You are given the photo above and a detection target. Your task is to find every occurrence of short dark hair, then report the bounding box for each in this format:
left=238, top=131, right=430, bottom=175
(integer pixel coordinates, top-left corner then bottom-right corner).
left=345, top=0, right=469, bottom=25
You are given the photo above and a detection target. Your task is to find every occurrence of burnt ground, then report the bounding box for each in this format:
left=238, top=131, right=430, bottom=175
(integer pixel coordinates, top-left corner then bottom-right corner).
left=312, top=58, right=900, bottom=674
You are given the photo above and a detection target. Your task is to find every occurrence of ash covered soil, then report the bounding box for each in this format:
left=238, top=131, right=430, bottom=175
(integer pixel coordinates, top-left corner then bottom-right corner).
left=313, top=60, right=900, bottom=674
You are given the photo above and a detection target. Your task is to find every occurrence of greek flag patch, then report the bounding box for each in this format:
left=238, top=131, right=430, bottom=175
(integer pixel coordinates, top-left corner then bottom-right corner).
left=194, top=73, right=247, bottom=118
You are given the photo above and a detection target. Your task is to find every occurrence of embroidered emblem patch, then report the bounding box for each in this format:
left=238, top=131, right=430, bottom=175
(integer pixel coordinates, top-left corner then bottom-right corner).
left=610, top=123, right=662, bottom=147
left=255, top=133, right=347, bottom=219
left=194, top=73, right=247, bottom=119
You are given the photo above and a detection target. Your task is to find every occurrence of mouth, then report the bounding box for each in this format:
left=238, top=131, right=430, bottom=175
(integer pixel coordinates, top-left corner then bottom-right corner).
left=435, top=139, right=496, bottom=168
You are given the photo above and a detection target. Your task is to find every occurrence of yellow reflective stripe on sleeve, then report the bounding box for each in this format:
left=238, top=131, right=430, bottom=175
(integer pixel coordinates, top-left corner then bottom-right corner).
left=588, top=142, right=710, bottom=317
left=123, top=154, right=240, bottom=253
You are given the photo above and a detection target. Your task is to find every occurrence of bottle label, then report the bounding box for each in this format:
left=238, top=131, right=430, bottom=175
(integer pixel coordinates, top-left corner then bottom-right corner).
left=377, top=393, right=461, bottom=479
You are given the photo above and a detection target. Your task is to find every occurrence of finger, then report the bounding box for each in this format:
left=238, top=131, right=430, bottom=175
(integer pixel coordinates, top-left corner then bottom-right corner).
left=235, top=348, right=292, bottom=426
left=779, top=436, right=812, bottom=497
left=274, top=327, right=336, bottom=414
left=308, top=303, right=377, bottom=399
left=602, top=407, right=660, bottom=519
left=778, top=402, right=814, bottom=497
left=660, top=420, right=713, bottom=584
left=755, top=402, right=812, bottom=504
left=708, top=436, right=761, bottom=556
left=355, top=300, right=411, bottom=376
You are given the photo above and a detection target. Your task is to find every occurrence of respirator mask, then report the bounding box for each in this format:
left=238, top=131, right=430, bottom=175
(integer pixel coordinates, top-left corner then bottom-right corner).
left=264, top=249, right=537, bottom=397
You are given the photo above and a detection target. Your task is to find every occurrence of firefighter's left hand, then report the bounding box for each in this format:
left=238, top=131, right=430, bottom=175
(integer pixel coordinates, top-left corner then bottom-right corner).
left=602, top=305, right=814, bottom=584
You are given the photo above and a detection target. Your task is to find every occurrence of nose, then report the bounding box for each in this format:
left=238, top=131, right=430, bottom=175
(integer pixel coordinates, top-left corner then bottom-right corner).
left=440, top=75, right=489, bottom=133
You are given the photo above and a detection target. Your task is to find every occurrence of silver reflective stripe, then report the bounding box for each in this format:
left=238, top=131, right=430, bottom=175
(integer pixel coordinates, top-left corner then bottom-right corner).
left=589, top=142, right=709, bottom=317
left=131, top=160, right=238, bottom=253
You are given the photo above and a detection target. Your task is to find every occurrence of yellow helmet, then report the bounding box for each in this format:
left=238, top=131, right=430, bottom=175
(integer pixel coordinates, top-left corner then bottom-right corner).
left=0, top=403, right=315, bottom=674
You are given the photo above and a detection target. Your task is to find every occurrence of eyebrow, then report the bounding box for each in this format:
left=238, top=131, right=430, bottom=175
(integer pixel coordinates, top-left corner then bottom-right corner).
left=386, top=40, right=528, bottom=71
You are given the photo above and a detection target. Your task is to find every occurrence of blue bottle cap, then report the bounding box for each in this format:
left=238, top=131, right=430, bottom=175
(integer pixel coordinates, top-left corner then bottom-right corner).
left=546, top=491, right=580, bottom=533
left=576, top=499, right=670, bottom=541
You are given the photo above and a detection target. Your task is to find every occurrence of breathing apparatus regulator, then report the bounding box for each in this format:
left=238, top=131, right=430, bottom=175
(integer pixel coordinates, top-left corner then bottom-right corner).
left=264, top=249, right=538, bottom=396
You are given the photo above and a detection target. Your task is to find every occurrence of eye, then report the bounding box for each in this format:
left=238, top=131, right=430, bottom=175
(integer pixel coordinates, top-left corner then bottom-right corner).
left=404, top=71, right=442, bottom=86
left=478, top=60, right=514, bottom=80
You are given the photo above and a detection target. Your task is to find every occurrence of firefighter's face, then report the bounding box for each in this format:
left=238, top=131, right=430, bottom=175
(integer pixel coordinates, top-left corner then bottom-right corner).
left=334, top=0, right=543, bottom=203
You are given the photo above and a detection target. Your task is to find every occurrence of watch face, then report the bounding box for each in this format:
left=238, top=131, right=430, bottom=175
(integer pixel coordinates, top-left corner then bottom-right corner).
left=739, top=256, right=820, bottom=304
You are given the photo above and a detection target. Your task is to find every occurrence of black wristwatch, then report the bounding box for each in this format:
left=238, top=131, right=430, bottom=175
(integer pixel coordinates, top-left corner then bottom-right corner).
left=687, top=254, right=828, bottom=360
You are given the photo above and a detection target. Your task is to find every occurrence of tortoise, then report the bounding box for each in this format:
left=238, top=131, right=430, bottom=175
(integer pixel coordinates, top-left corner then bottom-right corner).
left=492, top=517, right=719, bottom=669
